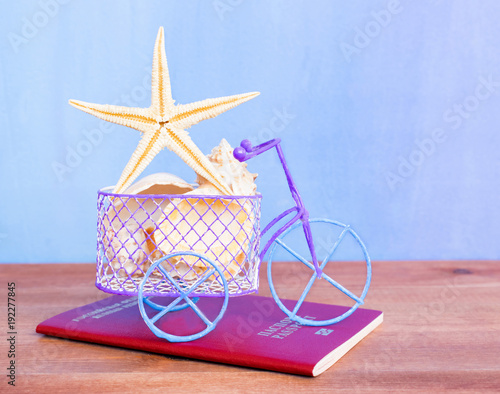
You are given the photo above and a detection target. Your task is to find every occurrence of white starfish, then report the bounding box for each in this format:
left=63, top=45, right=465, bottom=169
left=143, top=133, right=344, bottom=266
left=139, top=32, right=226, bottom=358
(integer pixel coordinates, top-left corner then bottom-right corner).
left=69, top=27, right=259, bottom=194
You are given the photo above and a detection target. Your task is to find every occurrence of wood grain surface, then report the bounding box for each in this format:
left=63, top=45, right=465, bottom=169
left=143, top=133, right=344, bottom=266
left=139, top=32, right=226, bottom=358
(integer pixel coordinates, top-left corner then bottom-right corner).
left=1, top=261, right=499, bottom=393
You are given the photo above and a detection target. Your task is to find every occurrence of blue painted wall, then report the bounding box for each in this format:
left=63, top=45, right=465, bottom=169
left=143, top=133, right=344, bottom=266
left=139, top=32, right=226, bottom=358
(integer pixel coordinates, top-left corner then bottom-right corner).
left=0, top=0, right=498, bottom=262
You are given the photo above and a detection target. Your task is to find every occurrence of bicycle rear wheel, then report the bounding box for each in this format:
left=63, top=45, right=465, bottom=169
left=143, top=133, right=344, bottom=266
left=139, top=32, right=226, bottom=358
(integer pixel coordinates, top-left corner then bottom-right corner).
left=138, top=251, right=229, bottom=342
left=267, top=218, right=371, bottom=326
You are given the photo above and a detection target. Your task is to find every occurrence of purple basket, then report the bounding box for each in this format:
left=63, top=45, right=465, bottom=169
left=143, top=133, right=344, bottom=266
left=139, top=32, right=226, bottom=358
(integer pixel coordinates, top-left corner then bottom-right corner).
left=96, top=187, right=262, bottom=297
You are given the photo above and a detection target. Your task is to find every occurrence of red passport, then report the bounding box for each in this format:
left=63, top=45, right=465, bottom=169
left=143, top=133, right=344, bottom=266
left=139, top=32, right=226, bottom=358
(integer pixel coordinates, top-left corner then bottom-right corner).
left=36, top=295, right=382, bottom=376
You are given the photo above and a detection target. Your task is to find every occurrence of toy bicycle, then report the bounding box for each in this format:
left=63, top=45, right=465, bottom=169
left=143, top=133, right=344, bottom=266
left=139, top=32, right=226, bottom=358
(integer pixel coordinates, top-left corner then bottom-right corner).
left=95, top=138, right=371, bottom=342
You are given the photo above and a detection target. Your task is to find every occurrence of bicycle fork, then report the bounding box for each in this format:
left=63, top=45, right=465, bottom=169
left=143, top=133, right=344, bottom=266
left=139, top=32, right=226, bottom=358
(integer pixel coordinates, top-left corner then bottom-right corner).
left=301, top=213, right=322, bottom=279
left=234, top=138, right=322, bottom=278
left=274, top=143, right=322, bottom=279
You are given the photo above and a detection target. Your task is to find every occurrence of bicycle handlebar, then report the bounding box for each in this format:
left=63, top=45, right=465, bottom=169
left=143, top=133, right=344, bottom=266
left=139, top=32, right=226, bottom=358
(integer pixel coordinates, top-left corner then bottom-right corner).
left=233, top=138, right=281, bottom=162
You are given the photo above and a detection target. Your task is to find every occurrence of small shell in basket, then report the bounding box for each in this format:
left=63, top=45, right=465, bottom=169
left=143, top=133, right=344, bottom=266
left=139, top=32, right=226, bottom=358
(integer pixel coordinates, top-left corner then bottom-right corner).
left=103, top=223, right=149, bottom=278
left=159, top=241, right=248, bottom=281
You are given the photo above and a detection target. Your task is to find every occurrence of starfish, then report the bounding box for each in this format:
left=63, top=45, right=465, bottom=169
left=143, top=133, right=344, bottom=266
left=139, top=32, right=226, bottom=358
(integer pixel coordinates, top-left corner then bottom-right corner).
left=69, top=27, right=259, bottom=195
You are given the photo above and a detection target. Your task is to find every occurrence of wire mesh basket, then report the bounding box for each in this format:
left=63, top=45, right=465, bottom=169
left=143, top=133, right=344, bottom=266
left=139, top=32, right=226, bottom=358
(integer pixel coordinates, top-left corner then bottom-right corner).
left=96, top=187, right=262, bottom=297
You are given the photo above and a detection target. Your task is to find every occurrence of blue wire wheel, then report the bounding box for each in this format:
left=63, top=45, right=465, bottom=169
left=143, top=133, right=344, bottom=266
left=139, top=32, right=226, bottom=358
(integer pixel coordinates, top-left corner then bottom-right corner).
left=267, top=218, right=371, bottom=326
left=138, top=251, right=229, bottom=342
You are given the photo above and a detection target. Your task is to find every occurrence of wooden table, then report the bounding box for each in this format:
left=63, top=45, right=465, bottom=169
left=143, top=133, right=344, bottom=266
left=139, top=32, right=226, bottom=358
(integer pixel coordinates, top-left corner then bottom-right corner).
left=1, top=261, right=499, bottom=393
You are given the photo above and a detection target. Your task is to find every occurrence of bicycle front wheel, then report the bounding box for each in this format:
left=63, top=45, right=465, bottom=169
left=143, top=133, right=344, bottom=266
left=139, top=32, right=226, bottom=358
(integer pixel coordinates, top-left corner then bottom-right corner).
left=267, top=218, right=371, bottom=326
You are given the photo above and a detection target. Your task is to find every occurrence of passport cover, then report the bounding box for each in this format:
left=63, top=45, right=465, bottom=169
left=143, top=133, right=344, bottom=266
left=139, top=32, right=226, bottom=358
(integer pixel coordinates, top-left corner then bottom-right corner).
left=36, top=294, right=383, bottom=376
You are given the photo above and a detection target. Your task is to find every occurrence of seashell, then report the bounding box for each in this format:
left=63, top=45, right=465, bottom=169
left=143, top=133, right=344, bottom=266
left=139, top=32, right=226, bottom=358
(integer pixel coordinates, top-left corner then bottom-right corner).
left=196, top=138, right=258, bottom=195
left=112, top=172, right=194, bottom=226
left=123, top=172, right=194, bottom=196
left=103, top=223, right=149, bottom=278
left=103, top=173, right=194, bottom=272
left=106, top=172, right=193, bottom=233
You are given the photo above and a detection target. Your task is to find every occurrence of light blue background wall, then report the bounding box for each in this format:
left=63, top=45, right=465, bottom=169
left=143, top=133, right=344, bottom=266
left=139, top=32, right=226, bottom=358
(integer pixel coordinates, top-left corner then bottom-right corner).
left=0, top=0, right=498, bottom=263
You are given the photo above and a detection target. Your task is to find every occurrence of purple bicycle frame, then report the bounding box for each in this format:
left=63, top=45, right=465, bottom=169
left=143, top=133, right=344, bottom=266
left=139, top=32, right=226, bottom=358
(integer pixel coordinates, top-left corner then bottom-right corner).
left=234, top=139, right=322, bottom=278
